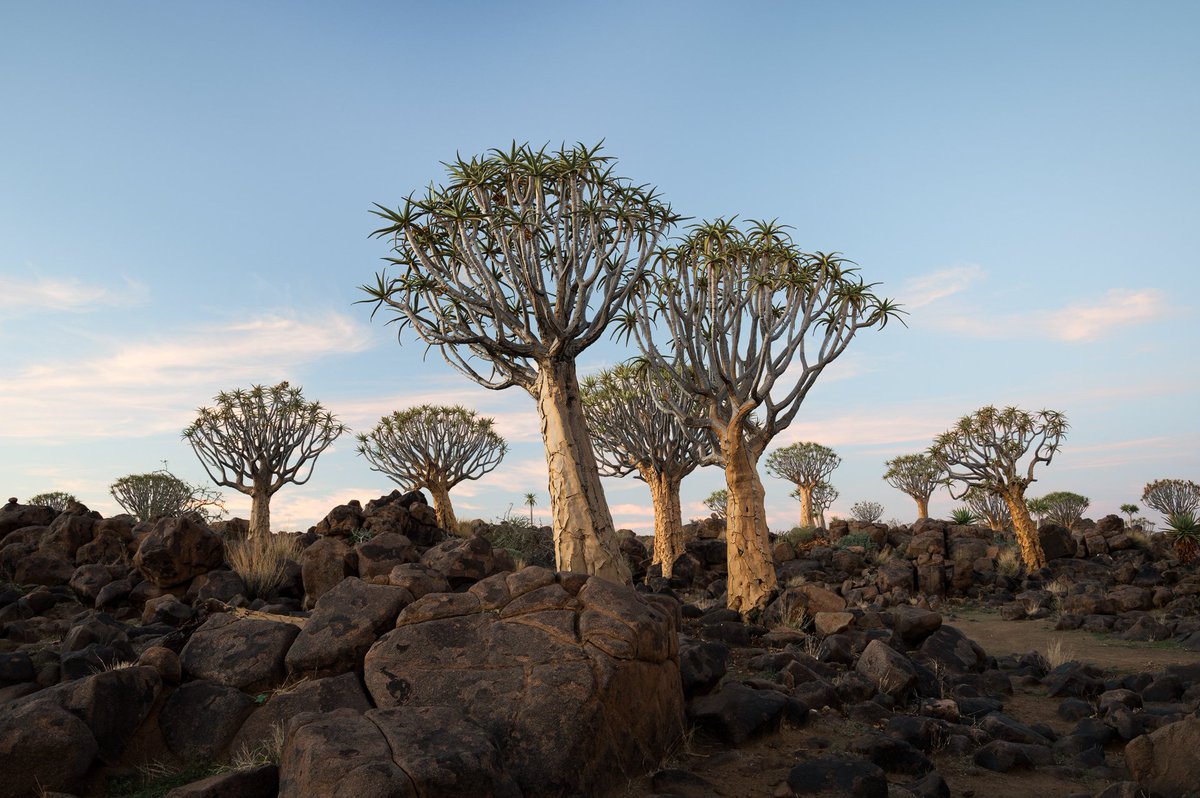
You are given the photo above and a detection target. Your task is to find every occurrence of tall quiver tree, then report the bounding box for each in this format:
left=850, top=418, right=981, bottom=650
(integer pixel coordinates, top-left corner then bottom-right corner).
left=625, top=219, right=901, bottom=614
left=183, top=381, right=345, bottom=537
left=929, top=405, right=1068, bottom=570
left=362, top=143, right=678, bottom=585
left=766, top=443, right=841, bottom=528
left=581, top=363, right=710, bottom=578
left=882, top=453, right=944, bottom=520
left=356, top=405, right=507, bottom=533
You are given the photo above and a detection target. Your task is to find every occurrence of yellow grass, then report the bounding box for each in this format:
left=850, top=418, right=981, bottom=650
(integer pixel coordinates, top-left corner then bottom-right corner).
left=225, top=533, right=301, bottom=599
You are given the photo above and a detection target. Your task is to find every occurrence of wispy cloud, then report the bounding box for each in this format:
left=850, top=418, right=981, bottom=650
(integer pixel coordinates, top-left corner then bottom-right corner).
left=0, top=274, right=149, bottom=314
left=900, top=264, right=985, bottom=308
left=931, top=288, right=1169, bottom=343
left=0, top=310, right=374, bottom=440
left=776, top=409, right=949, bottom=448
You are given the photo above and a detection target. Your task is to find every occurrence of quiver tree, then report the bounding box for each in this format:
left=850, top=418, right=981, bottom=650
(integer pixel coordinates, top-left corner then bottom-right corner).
left=110, top=470, right=225, bottom=524
left=25, top=492, right=77, bottom=512
left=1026, top=496, right=1050, bottom=524
left=1141, top=479, right=1200, bottom=523
left=849, top=500, right=884, bottom=523
left=929, top=405, right=1068, bottom=570
left=964, top=486, right=1011, bottom=533
left=804, top=481, right=838, bottom=528
left=1039, top=491, right=1090, bottom=529
left=356, top=404, right=507, bottom=533
left=623, top=219, right=901, bottom=613
left=183, top=382, right=345, bottom=538
left=362, top=142, right=679, bottom=585
left=703, top=489, right=729, bottom=519
left=766, top=443, right=841, bottom=528
left=581, top=362, right=711, bottom=577
left=882, top=453, right=944, bottom=519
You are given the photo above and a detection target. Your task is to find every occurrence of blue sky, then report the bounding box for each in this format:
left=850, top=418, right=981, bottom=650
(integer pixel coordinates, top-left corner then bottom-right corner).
left=2, top=1, right=1197, bottom=533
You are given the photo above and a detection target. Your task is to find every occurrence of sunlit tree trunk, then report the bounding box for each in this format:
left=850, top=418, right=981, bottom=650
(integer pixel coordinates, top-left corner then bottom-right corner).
left=1003, top=490, right=1046, bottom=570
left=641, top=467, right=684, bottom=579
left=425, top=479, right=457, bottom=534
left=795, top=485, right=815, bottom=527
left=722, top=428, right=776, bottom=615
left=916, top=497, right=930, bottom=519
left=249, top=474, right=272, bottom=538
left=535, top=358, right=631, bottom=585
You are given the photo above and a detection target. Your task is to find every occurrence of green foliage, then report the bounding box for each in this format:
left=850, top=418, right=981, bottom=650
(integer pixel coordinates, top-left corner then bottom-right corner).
left=835, top=532, right=877, bottom=551
left=1120, top=503, right=1139, bottom=522
left=882, top=453, right=944, bottom=502
left=949, top=507, right=977, bottom=525
left=849, top=500, right=884, bottom=523
left=1025, top=496, right=1051, bottom=521
left=778, top=526, right=820, bottom=546
left=1039, top=491, right=1090, bottom=529
left=1164, top=511, right=1200, bottom=563
left=110, top=470, right=225, bottom=524
left=355, top=404, right=506, bottom=489
left=766, top=443, right=841, bottom=487
left=482, top=520, right=554, bottom=568
left=703, top=489, right=728, bottom=518
left=25, top=491, right=77, bottom=512
left=929, top=405, right=1068, bottom=498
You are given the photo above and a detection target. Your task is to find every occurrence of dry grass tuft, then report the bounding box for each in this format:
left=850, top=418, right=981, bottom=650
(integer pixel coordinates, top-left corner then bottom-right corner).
left=226, top=533, right=301, bottom=599
left=225, top=723, right=286, bottom=771
left=1043, top=638, right=1075, bottom=669
left=996, top=547, right=1023, bottom=578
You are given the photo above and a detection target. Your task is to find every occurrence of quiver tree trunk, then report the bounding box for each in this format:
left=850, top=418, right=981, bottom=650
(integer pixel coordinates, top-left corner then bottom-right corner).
left=795, top=485, right=815, bottom=528
left=915, top=496, right=930, bottom=519
left=425, top=480, right=457, bottom=534
left=641, top=467, right=684, bottom=579
left=535, top=358, right=631, bottom=585
left=722, top=428, right=776, bottom=615
left=249, top=475, right=272, bottom=538
left=1003, top=490, right=1047, bottom=570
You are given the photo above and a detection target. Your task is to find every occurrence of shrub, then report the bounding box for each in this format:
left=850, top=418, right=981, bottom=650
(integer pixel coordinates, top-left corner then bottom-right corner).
left=481, top=523, right=554, bottom=568
left=949, top=507, right=977, bottom=525
left=778, top=526, right=819, bottom=546
left=225, top=533, right=300, bottom=599
left=835, top=532, right=877, bottom=551
left=849, top=500, right=884, bottom=523
left=1164, top=511, right=1200, bottom=564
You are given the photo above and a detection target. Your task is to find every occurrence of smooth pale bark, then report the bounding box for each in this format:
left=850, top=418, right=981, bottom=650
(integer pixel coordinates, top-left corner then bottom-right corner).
left=641, top=466, right=684, bottom=579
left=795, top=485, right=815, bottom=528
left=425, top=480, right=457, bottom=534
left=535, top=358, right=631, bottom=585
left=915, top=496, right=930, bottom=519
left=722, top=428, right=776, bottom=615
left=1003, top=490, right=1047, bottom=570
left=249, top=475, right=271, bottom=538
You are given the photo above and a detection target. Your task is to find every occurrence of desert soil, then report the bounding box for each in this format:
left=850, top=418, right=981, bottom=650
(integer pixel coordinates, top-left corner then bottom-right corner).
left=619, top=609, right=1193, bottom=798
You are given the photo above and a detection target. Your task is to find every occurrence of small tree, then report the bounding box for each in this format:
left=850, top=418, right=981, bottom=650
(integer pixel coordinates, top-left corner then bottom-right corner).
left=110, top=470, right=225, bottom=523
left=810, top=482, right=838, bottom=529
left=524, top=492, right=537, bottom=525
left=1141, top=479, right=1200, bottom=523
left=25, top=492, right=77, bottom=512
left=357, top=405, right=506, bottom=533
left=625, top=219, right=900, bottom=612
left=882, top=453, right=944, bottom=519
left=965, top=486, right=1011, bottom=533
left=581, top=363, right=710, bottom=577
left=184, top=382, right=345, bottom=538
left=362, top=142, right=678, bottom=585
left=1026, top=496, right=1051, bottom=524
left=849, top=500, right=884, bottom=523
left=703, top=489, right=729, bottom=519
left=929, top=405, right=1068, bottom=570
left=766, top=443, right=842, bottom=528
left=1120, top=503, right=1139, bottom=525
left=1040, top=491, right=1090, bottom=529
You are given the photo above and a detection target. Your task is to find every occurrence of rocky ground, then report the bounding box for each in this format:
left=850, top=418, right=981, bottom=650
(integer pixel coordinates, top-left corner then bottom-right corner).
left=0, top=493, right=1197, bottom=798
